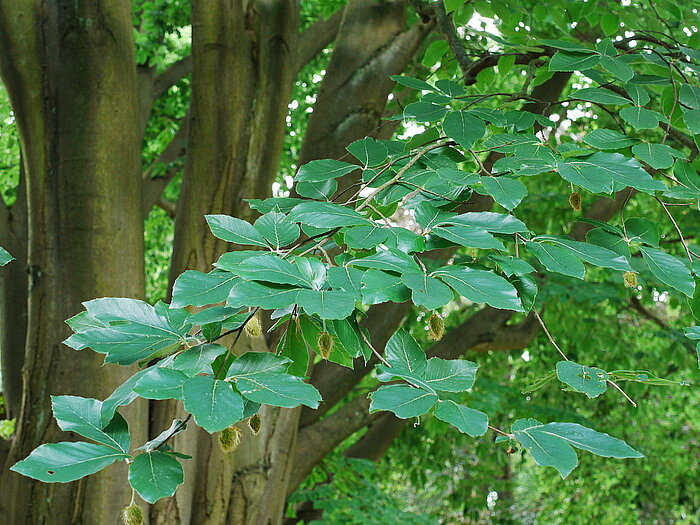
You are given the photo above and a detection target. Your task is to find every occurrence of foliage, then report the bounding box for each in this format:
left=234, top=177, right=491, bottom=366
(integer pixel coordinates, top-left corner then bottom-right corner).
left=3, top=0, right=700, bottom=522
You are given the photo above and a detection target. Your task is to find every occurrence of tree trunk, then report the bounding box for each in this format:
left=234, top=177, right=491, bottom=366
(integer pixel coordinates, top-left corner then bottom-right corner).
left=0, top=2, right=146, bottom=523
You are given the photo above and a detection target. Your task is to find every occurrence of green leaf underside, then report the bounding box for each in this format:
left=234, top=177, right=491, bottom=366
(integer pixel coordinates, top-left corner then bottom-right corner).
left=369, top=384, right=438, bottom=418
left=556, top=361, right=609, bottom=398
left=434, top=400, right=488, bottom=437
left=51, top=396, right=130, bottom=453
left=11, top=442, right=128, bottom=483
left=128, top=451, right=184, bottom=504
left=182, top=376, right=245, bottom=433
left=433, top=266, right=524, bottom=311
left=513, top=419, right=643, bottom=478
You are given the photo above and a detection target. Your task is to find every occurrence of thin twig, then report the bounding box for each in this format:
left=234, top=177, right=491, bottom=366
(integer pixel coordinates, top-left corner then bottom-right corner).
left=533, top=308, right=568, bottom=361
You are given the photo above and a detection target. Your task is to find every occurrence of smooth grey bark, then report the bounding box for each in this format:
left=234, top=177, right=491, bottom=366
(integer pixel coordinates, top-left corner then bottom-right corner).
left=0, top=1, right=147, bottom=523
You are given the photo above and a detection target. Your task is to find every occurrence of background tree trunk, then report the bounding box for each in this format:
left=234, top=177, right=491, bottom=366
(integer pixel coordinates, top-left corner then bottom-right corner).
left=0, top=1, right=147, bottom=523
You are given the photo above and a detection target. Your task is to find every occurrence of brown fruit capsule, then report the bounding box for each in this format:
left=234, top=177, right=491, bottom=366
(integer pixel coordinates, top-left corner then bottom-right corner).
left=244, top=315, right=262, bottom=338
left=249, top=413, right=262, bottom=435
left=623, top=271, right=638, bottom=289
left=317, top=331, right=334, bottom=360
left=568, top=192, right=582, bottom=211
left=219, top=425, right=242, bottom=453
left=121, top=504, right=144, bottom=525
left=428, top=313, right=445, bottom=341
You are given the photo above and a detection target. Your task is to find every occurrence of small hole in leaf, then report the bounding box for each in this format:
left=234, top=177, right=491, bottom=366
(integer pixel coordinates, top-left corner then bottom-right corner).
left=47, top=470, right=55, bottom=475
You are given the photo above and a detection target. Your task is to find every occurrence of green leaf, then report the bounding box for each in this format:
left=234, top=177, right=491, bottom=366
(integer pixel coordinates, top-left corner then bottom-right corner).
left=129, top=451, right=184, bottom=504
left=289, top=202, right=369, bottom=228
left=227, top=352, right=291, bottom=377
left=171, top=343, right=227, bottom=376
left=443, top=111, right=486, bottom=149
left=438, top=211, right=529, bottom=234
left=63, top=299, right=189, bottom=366
left=434, top=400, right=488, bottom=437
left=390, top=75, right=436, bottom=92
left=570, top=88, right=631, bottom=105
left=540, top=39, right=596, bottom=53
left=344, top=225, right=388, bottom=249
left=254, top=212, right=300, bottom=249
left=234, top=373, right=321, bottom=409
left=0, top=246, right=14, bottom=266
left=11, top=442, right=128, bottom=483
left=349, top=249, right=420, bottom=274
left=435, top=78, right=465, bottom=97
left=512, top=419, right=643, bottom=478
left=558, top=152, right=665, bottom=194
left=230, top=254, right=312, bottom=287
left=295, top=179, right=337, bottom=201
left=583, top=129, right=636, bottom=150
left=205, top=214, right=268, bottom=247
left=227, top=281, right=302, bottom=309
left=385, top=329, right=427, bottom=376
left=481, top=176, right=527, bottom=210
left=171, top=270, right=239, bottom=308
left=639, top=246, right=695, bottom=296
left=295, top=159, right=358, bottom=182
left=620, top=106, right=664, bottom=130
left=327, top=266, right=364, bottom=299
left=599, top=55, right=634, bottom=81
left=297, top=289, right=356, bottom=320
left=632, top=143, right=680, bottom=170
left=279, top=321, right=309, bottom=377
left=511, top=274, right=538, bottom=311
left=535, top=236, right=632, bottom=271
left=51, top=396, right=130, bottom=453
left=369, top=384, right=438, bottom=419
left=490, top=255, right=535, bottom=276
left=384, top=227, right=426, bottom=253
left=347, top=137, right=388, bottom=167
left=360, top=270, right=411, bottom=304
left=182, top=376, right=245, bottom=433
left=625, top=218, right=660, bottom=246
left=414, top=202, right=456, bottom=230
left=526, top=241, right=585, bottom=279
left=134, top=368, right=189, bottom=400
left=404, top=102, right=448, bottom=122
left=402, top=271, right=454, bottom=310
left=683, top=109, right=700, bottom=135
left=100, top=367, right=155, bottom=426
left=135, top=419, right=187, bottom=453
left=432, top=225, right=505, bottom=250
left=556, top=360, right=609, bottom=398
left=680, top=84, right=700, bottom=109
left=423, top=357, right=478, bottom=392
left=433, top=266, right=524, bottom=311
left=549, top=51, right=601, bottom=72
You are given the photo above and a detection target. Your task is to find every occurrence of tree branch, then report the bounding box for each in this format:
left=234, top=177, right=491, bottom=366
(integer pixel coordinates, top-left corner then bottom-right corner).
left=141, top=112, right=189, bottom=218
left=296, top=7, right=345, bottom=73
left=289, top=395, right=378, bottom=492
left=153, top=55, right=192, bottom=101
left=435, top=0, right=472, bottom=78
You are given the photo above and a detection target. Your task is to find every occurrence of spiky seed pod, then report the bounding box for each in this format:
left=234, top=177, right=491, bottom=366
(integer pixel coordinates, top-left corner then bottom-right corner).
left=121, top=504, right=144, bottom=525
left=317, top=331, right=334, bottom=360
left=218, top=425, right=242, bottom=454
left=568, top=192, right=582, bottom=211
left=249, top=413, right=262, bottom=435
left=428, top=313, right=445, bottom=341
left=244, top=315, right=262, bottom=338
left=623, top=271, right=638, bottom=289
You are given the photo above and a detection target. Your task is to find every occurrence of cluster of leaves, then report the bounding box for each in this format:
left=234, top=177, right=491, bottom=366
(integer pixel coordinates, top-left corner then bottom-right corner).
left=10, top=25, right=700, bottom=507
